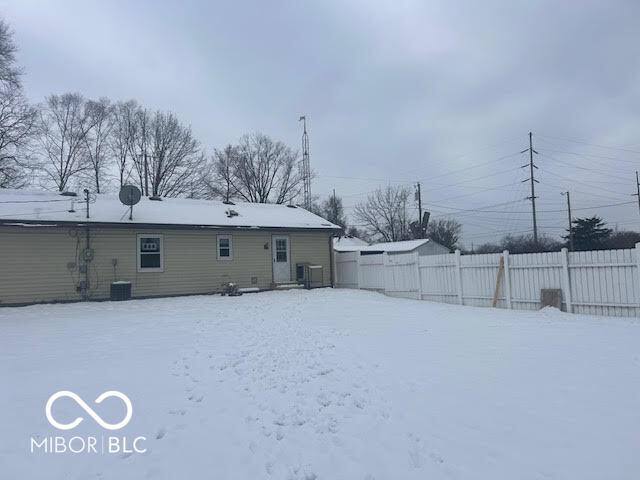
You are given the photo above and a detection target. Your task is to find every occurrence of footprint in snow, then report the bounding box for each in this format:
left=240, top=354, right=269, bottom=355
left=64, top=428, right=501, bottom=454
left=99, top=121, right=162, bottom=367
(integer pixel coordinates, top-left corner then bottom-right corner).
left=155, top=428, right=166, bottom=440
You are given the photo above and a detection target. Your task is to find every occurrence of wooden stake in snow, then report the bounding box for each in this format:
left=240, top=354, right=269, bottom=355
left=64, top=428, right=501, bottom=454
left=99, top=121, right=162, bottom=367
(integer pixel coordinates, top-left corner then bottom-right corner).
left=492, top=256, right=505, bottom=308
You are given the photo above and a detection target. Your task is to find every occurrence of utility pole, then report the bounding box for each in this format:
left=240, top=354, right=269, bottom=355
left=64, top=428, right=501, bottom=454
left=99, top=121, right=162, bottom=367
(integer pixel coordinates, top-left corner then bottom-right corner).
left=299, top=115, right=311, bottom=210
left=521, top=132, right=539, bottom=243
left=562, top=191, right=573, bottom=251
left=633, top=171, right=640, bottom=215
left=415, top=182, right=423, bottom=238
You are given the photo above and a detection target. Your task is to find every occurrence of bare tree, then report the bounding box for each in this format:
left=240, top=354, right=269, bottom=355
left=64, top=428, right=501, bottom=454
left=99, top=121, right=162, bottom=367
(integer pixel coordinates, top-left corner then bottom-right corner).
left=0, top=19, right=37, bottom=188
left=321, top=194, right=346, bottom=229
left=201, top=145, right=237, bottom=201
left=354, top=185, right=411, bottom=242
left=109, top=100, right=136, bottom=187
left=206, top=133, right=304, bottom=204
left=426, top=218, right=462, bottom=251
left=127, top=106, right=151, bottom=194
left=151, top=111, right=201, bottom=197
left=82, top=97, right=113, bottom=193
left=0, top=19, right=20, bottom=88
left=127, top=110, right=202, bottom=197
left=0, top=83, right=37, bottom=188
left=38, top=93, right=98, bottom=191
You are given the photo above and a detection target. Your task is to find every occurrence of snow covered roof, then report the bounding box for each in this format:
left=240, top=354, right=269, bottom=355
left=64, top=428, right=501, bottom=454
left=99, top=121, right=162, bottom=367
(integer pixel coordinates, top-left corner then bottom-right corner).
left=348, top=239, right=431, bottom=253
left=332, top=235, right=369, bottom=252
left=365, top=239, right=430, bottom=252
left=0, top=189, right=341, bottom=230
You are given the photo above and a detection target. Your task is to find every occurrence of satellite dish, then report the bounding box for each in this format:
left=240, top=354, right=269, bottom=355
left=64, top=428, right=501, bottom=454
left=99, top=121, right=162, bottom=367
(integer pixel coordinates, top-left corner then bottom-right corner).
left=119, top=185, right=142, bottom=221
left=119, top=185, right=141, bottom=206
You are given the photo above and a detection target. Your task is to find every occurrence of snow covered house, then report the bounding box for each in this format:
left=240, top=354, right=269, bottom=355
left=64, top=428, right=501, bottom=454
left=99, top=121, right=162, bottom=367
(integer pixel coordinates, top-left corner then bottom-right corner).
left=342, top=238, right=449, bottom=256
left=0, top=189, right=341, bottom=305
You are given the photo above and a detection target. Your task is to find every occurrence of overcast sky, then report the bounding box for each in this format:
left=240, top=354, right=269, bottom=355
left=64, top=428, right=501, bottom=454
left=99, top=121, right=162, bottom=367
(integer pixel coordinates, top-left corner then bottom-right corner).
left=3, top=0, right=639, bottom=245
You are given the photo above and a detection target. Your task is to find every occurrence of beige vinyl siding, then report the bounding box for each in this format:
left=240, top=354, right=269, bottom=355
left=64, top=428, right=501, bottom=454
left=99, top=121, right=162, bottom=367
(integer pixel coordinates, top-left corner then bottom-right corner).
left=0, top=227, right=80, bottom=304
left=0, top=226, right=333, bottom=305
left=289, top=232, right=333, bottom=285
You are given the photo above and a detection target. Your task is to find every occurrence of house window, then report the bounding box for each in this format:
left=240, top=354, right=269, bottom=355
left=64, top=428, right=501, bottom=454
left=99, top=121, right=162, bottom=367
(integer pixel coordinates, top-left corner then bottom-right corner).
left=217, top=234, right=233, bottom=260
left=137, top=234, right=163, bottom=272
left=275, top=238, right=287, bottom=262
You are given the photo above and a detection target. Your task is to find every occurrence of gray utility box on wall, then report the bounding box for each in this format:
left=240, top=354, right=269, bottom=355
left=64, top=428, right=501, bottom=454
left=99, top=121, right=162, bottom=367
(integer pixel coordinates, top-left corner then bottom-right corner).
left=110, top=281, right=132, bottom=301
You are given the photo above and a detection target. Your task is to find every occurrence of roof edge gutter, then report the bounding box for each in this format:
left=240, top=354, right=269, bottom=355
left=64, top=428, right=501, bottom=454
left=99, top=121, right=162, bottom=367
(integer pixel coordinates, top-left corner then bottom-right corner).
left=0, top=219, right=342, bottom=232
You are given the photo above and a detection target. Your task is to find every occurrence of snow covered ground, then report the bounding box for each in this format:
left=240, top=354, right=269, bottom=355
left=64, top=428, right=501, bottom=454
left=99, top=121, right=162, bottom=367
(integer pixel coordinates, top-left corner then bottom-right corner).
left=1, top=289, right=639, bottom=479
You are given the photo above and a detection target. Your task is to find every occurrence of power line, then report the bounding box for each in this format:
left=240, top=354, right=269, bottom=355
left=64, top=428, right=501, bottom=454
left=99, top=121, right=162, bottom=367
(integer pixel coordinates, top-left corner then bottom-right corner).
left=537, top=146, right=639, bottom=164
left=423, top=199, right=635, bottom=215
left=537, top=133, right=640, bottom=155
left=542, top=167, right=632, bottom=199
left=540, top=154, right=631, bottom=183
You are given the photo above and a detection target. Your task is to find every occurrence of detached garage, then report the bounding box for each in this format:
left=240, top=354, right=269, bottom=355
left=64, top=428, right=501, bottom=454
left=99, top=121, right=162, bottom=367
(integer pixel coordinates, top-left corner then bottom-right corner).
left=0, top=189, right=341, bottom=305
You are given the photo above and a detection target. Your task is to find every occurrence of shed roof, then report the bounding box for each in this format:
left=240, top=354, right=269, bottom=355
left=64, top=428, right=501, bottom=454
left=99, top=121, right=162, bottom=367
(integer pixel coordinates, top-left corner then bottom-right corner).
left=364, top=239, right=430, bottom=252
left=0, top=189, right=341, bottom=230
left=344, top=239, right=432, bottom=253
left=332, top=235, right=369, bottom=252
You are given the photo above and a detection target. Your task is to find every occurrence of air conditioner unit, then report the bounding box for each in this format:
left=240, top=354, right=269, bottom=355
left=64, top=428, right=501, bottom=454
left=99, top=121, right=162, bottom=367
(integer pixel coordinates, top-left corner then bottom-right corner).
left=296, top=263, right=323, bottom=289
left=296, top=262, right=310, bottom=283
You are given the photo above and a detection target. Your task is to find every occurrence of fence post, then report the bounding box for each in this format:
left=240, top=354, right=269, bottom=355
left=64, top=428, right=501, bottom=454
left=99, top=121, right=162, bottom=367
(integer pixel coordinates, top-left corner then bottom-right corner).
left=454, top=249, right=463, bottom=305
left=503, top=250, right=512, bottom=309
left=382, top=252, right=390, bottom=295
left=413, top=251, right=422, bottom=300
left=561, top=247, right=573, bottom=313
left=355, top=252, right=361, bottom=290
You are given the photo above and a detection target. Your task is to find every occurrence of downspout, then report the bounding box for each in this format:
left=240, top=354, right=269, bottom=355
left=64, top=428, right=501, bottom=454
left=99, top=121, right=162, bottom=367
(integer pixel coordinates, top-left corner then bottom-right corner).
left=83, top=226, right=91, bottom=300
left=328, top=232, right=337, bottom=288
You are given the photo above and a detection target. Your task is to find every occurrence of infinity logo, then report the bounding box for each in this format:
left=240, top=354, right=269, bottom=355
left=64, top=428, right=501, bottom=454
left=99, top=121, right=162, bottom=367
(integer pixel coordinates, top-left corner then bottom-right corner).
left=45, top=391, right=133, bottom=431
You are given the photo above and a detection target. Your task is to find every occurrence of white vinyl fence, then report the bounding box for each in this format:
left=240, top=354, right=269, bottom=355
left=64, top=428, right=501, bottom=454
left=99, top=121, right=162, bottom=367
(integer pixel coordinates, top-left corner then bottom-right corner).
left=334, top=245, right=640, bottom=318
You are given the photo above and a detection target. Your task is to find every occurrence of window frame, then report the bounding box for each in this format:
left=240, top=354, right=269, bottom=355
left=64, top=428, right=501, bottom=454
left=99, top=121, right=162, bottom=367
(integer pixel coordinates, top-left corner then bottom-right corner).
left=275, top=238, right=288, bottom=263
left=217, top=234, right=233, bottom=261
left=137, top=233, right=164, bottom=273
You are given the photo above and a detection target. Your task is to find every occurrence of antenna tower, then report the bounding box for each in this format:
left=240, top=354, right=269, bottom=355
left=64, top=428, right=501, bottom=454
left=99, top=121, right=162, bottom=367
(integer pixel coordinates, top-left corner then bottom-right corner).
left=299, top=115, right=311, bottom=209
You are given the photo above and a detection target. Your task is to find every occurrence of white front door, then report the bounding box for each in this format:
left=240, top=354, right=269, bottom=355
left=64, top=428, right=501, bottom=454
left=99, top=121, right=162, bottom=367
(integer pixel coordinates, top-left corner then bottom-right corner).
left=272, top=236, right=291, bottom=283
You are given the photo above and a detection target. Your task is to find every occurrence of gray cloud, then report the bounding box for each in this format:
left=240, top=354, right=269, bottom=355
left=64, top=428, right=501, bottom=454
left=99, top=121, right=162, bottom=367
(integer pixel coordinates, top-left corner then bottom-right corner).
left=3, top=0, right=639, bottom=244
